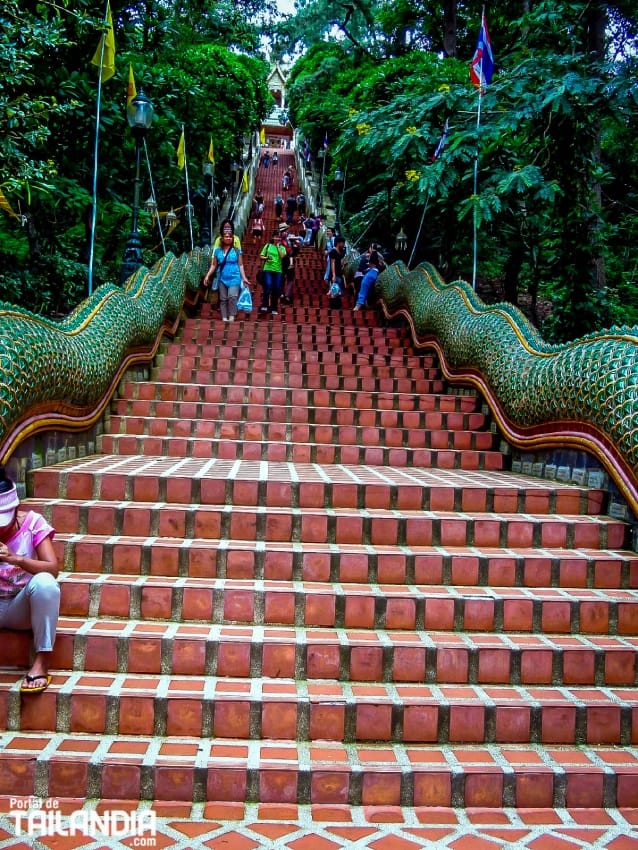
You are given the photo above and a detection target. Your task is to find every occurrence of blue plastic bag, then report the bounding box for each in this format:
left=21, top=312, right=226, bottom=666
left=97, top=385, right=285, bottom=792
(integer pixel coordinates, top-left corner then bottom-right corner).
left=237, top=284, right=253, bottom=312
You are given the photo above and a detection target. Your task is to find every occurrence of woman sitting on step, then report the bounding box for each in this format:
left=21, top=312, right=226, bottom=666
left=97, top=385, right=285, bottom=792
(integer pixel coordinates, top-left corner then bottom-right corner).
left=0, top=466, right=59, bottom=694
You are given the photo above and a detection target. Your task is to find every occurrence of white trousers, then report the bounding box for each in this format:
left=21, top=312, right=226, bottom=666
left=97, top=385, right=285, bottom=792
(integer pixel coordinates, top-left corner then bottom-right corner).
left=0, top=573, right=60, bottom=652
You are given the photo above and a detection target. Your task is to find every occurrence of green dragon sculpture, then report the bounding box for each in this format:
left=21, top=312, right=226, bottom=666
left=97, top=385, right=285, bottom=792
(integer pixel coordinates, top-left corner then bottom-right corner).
left=376, top=259, right=638, bottom=516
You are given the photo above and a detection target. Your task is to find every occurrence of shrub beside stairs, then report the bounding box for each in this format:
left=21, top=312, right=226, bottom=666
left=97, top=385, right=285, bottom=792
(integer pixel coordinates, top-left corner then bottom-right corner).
left=0, top=152, right=636, bottom=847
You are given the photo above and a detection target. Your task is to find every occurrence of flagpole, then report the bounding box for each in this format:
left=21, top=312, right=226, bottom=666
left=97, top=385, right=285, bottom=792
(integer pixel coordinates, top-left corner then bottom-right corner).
left=181, top=125, right=194, bottom=250
left=143, top=139, right=166, bottom=255
left=471, top=7, right=486, bottom=291
left=408, top=193, right=430, bottom=268
left=88, top=2, right=110, bottom=296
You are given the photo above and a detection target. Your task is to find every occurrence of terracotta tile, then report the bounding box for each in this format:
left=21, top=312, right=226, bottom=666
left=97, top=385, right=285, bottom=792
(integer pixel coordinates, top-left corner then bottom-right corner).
left=350, top=646, right=383, bottom=681
left=262, top=702, right=298, bottom=739
left=355, top=704, right=392, bottom=741
left=541, top=705, right=576, bottom=743
left=344, top=596, right=375, bottom=628
left=361, top=771, right=401, bottom=805
left=100, top=762, right=141, bottom=798
left=309, top=704, right=345, bottom=741
left=118, top=696, right=155, bottom=735
left=70, top=693, right=107, bottom=734
left=492, top=705, right=531, bottom=743
left=392, top=647, right=426, bottom=682
left=167, top=698, right=203, bottom=736
left=262, top=642, right=296, bottom=678
left=436, top=648, right=469, bottom=684
left=141, top=585, right=173, bottom=620
left=413, top=772, right=452, bottom=806
left=172, top=639, right=207, bottom=676
left=259, top=768, right=298, bottom=803
left=425, top=598, right=455, bottom=630
left=128, top=637, right=162, bottom=674
left=48, top=759, right=89, bottom=798
left=217, top=642, right=251, bottom=677
left=213, top=701, right=250, bottom=738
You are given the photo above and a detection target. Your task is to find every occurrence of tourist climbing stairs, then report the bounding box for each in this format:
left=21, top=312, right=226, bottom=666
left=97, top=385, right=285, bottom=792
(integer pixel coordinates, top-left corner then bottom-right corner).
left=0, top=149, right=636, bottom=846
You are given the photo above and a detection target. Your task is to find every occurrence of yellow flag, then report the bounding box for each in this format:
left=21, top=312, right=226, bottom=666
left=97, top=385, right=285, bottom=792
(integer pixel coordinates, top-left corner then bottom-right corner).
left=91, top=2, right=116, bottom=82
left=208, top=137, right=215, bottom=165
left=259, top=127, right=266, bottom=144
left=176, top=130, right=185, bottom=169
left=0, top=188, right=19, bottom=220
left=241, top=172, right=249, bottom=194
left=127, top=64, right=137, bottom=106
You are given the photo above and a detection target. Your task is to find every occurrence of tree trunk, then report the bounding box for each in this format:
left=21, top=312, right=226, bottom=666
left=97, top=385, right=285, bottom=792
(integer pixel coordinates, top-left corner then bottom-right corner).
left=442, top=0, right=456, bottom=57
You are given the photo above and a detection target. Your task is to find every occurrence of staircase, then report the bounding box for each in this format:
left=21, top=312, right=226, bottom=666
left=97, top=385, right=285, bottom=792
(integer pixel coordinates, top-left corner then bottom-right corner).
left=1, top=150, right=636, bottom=847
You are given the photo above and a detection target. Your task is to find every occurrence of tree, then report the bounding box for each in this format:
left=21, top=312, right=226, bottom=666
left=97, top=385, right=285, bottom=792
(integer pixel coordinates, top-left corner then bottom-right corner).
left=0, top=0, right=273, bottom=313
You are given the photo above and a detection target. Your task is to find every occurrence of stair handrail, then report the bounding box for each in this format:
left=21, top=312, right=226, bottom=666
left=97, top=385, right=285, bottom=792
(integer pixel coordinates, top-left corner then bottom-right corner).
left=0, top=249, right=208, bottom=470
left=376, top=259, right=638, bottom=518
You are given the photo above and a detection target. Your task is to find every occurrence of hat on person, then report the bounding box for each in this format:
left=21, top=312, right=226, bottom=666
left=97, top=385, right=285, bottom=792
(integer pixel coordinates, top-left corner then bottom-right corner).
left=0, top=483, right=19, bottom=527
left=278, top=223, right=288, bottom=232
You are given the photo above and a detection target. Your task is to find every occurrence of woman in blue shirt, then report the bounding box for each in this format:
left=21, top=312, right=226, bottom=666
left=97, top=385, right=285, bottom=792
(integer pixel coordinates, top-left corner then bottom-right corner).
left=204, top=221, right=250, bottom=322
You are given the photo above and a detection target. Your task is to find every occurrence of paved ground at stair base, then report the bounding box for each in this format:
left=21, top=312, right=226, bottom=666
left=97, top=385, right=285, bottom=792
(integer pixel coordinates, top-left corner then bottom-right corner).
left=0, top=803, right=635, bottom=848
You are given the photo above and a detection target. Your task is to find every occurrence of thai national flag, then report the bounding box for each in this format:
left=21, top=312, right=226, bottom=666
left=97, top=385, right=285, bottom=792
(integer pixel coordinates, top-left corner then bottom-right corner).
left=470, top=13, right=494, bottom=88
left=323, top=132, right=328, bottom=150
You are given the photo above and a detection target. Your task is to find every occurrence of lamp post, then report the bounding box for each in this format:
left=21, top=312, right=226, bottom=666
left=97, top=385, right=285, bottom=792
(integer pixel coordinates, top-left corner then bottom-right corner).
left=395, top=227, right=408, bottom=254
left=333, top=166, right=344, bottom=234
left=230, top=159, right=241, bottom=209
left=200, top=161, right=214, bottom=248
left=317, top=148, right=326, bottom=216
left=121, top=89, right=154, bottom=284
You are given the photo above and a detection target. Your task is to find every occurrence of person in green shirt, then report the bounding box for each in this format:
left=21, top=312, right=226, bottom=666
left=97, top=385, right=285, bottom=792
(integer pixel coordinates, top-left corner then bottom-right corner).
left=259, top=231, right=288, bottom=316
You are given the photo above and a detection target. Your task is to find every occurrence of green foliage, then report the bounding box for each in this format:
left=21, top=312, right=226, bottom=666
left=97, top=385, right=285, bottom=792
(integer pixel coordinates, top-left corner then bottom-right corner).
left=0, top=0, right=273, bottom=314
left=282, top=1, right=638, bottom=342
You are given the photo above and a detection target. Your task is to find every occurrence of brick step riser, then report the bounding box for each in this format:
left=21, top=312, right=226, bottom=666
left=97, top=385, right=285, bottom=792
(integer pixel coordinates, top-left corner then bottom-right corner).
left=2, top=685, right=635, bottom=746
left=157, top=354, right=440, bottom=379
left=30, top=483, right=613, bottom=522
left=97, top=434, right=503, bottom=468
left=150, top=368, right=446, bottom=394
left=179, top=318, right=411, bottom=338
left=0, top=750, right=633, bottom=808
left=52, top=537, right=638, bottom=587
left=101, top=421, right=497, bottom=454
left=176, top=334, right=419, bottom=354
left=161, top=345, right=437, bottom=370
left=57, top=579, right=638, bottom=636
left=101, top=422, right=497, bottom=451
left=109, top=402, right=488, bottom=432
left=5, top=627, right=636, bottom=686
left=115, top=387, right=481, bottom=415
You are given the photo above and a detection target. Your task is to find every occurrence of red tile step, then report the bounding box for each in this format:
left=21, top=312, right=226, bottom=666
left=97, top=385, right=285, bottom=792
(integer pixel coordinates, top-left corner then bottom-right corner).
left=116, top=380, right=482, bottom=415
left=0, top=730, right=635, bottom=807
left=48, top=532, right=638, bottom=589
left=105, top=413, right=496, bottom=450
left=0, top=670, right=635, bottom=746
left=55, top=572, right=638, bottom=638
left=97, top=432, right=504, bottom=469
left=31, top=498, right=625, bottom=553
left=2, top=617, right=632, bottom=685
left=30, top=460, right=610, bottom=517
